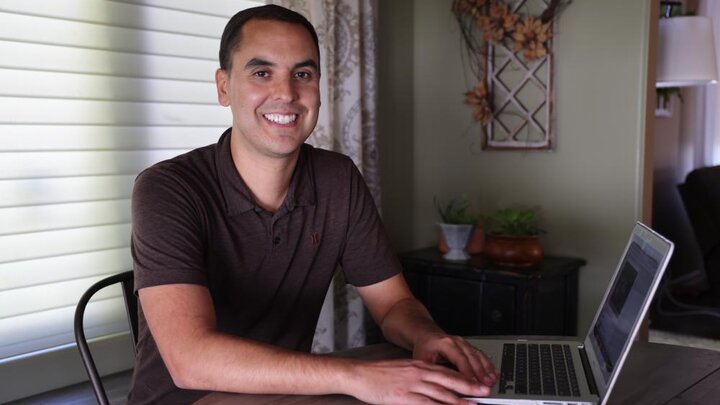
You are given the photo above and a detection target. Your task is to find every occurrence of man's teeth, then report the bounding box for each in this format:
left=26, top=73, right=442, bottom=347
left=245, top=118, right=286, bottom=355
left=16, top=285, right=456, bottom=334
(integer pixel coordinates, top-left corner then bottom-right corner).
left=264, top=113, right=297, bottom=124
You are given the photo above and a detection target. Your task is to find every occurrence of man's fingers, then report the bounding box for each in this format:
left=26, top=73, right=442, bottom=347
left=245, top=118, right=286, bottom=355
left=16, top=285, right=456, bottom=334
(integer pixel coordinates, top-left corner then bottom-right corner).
left=426, top=336, right=498, bottom=388
left=428, top=337, right=489, bottom=384
left=410, top=380, right=464, bottom=404
left=417, top=362, right=491, bottom=398
left=458, top=342, right=496, bottom=385
left=473, top=347, right=498, bottom=378
left=354, top=359, right=490, bottom=405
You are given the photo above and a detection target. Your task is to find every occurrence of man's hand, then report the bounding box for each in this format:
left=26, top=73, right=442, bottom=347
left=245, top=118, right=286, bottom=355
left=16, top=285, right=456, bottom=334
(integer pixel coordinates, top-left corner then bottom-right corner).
left=413, top=333, right=498, bottom=387
left=348, top=359, right=490, bottom=405
left=356, top=274, right=499, bottom=402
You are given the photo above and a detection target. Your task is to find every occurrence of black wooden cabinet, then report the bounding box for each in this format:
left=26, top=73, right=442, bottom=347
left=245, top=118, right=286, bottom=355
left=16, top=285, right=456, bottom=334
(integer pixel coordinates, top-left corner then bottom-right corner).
left=400, top=248, right=585, bottom=336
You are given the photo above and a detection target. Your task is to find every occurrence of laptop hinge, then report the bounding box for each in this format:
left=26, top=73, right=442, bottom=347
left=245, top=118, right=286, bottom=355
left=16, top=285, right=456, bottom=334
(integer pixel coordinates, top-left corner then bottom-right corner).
left=579, top=346, right=599, bottom=395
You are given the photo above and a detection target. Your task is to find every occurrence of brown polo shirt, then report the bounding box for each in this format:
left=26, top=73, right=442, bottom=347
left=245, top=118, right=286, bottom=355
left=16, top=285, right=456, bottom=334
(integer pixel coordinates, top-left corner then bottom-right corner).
left=128, top=129, right=401, bottom=404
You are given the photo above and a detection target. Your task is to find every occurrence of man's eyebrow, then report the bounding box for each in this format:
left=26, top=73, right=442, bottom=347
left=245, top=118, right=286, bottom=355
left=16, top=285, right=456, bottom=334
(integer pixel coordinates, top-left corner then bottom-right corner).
left=244, top=58, right=273, bottom=69
left=295, top=59, right=319, bottom=71
left=243, top=57, right=319, bottom=72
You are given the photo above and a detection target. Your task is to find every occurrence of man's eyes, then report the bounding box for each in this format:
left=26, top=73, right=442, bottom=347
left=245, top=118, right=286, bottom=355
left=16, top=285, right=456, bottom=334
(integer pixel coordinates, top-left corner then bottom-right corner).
left=250, top=70, right=314, bottom=80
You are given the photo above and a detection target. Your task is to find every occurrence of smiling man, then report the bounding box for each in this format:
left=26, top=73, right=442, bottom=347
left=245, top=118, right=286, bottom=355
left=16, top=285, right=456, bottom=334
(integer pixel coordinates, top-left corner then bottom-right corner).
left=129, top=5, right=496, bottom=405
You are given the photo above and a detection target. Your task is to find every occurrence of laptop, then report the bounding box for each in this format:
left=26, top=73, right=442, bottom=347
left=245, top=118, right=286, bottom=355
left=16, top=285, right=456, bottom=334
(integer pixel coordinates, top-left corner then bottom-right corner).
left=466, top=222, right=674, bottom=405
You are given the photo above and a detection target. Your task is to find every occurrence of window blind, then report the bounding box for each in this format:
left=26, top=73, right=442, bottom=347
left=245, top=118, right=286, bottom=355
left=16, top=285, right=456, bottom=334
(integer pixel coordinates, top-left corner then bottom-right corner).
left=0, top=0, right=263, bottom=400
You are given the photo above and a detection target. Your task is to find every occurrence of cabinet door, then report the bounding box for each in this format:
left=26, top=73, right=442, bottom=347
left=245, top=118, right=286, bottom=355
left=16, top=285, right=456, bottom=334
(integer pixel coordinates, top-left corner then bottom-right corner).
left=427, top=275, right=482, bottom=336
left=530, top=278, right=567, bottom=334
left=402, top=259, right=431, bottom=304
left=481, top=283, right=516, bottom=334
left=404, top=270, right=428, bottom=304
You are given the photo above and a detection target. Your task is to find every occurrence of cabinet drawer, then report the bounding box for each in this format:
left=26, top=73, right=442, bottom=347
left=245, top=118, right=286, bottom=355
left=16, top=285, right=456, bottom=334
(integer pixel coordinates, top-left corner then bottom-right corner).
left=481, top=283, right=516, bottom=334
left=427, top=275, right=481, bottom=335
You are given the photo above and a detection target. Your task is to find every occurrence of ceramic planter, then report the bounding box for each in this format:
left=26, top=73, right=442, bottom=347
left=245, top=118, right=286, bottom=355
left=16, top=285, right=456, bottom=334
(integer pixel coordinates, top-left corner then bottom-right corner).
left=439, top=227, right=485, bottom=254
left=438, top=223, right=474, bottom=261
left=484, top=234, right=543, bottom=267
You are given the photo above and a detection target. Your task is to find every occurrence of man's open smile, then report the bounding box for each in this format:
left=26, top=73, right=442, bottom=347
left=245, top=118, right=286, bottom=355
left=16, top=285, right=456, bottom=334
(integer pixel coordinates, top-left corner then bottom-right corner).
left=263, top=113, right=298, bottom=125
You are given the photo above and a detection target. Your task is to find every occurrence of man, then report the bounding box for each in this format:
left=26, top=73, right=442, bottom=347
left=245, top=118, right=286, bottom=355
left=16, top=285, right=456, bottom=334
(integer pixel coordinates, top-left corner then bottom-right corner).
left=129, top=5, right=496, bottom=404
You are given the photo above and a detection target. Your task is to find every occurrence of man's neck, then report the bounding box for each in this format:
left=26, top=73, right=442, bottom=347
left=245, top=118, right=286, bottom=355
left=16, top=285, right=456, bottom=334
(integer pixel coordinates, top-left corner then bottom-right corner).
left=230, top=135, right=300, bottom=213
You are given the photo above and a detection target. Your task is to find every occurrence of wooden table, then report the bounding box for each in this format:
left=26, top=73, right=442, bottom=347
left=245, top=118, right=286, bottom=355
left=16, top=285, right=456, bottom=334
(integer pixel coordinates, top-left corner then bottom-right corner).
left=194, top=341, right=720, bottom=404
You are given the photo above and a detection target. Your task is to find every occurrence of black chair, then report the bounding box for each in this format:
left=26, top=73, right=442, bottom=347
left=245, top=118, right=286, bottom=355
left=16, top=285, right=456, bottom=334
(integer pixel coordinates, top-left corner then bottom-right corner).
left=74, top=271, right=137, bottom=405
left=678, top=165, right=720, bottom=297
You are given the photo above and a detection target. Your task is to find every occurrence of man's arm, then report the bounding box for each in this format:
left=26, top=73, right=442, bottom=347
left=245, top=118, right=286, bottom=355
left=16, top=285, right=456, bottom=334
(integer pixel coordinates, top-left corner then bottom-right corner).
left=356, top=274, right=498, bottom=387
left=139, top=284, right=347, bottom=394
left=140, top=282, right=490, bottom=404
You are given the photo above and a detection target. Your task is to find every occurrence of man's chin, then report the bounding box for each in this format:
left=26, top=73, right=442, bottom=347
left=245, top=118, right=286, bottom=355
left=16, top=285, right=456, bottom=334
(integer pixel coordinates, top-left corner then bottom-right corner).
left=264, top=142, right=306, bottom=159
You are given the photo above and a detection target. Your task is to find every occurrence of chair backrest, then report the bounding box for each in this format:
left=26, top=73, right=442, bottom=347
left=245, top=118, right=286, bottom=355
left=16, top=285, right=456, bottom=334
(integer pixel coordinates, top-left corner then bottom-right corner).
left=73, top=271, right=137, bottom=405
left=678, top=165, right=720, bottom=296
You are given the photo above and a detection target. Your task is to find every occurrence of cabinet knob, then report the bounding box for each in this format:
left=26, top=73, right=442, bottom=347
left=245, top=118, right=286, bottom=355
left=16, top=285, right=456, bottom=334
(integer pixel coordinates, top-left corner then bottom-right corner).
left=491, top=309, right=503, bottom=322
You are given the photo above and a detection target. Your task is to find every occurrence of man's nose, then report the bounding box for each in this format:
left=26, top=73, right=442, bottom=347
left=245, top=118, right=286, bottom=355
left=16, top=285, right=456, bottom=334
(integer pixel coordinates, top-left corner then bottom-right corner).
left=273, top=76, right=297, bottom=101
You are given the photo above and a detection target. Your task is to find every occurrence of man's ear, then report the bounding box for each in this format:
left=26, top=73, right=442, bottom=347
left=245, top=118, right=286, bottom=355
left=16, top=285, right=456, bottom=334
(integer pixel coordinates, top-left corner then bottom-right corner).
left=215, top=68, right=230, bottom=107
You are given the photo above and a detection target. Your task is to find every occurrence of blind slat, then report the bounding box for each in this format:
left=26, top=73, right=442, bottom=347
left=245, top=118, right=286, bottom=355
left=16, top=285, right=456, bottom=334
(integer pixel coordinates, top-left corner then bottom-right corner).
left=0, top=248, right=132, bottom=290
left=0, top=41, right=218, bottom=81
left=0, top=0, right=227, bottom=38
left=0, top=224, right=131, bottom=263
left=0, top=126, right=222, bottom=151
left=0, top=12, right=218, bottom=59
left=0, top=98, right=231, bottom=126
left=0, top=68, right=218, bottom=103
left=119, top=0, right=264, bottom=17
left=0, top=275, right=122, bottom=319
left=0, top=298, right=128, bottom=359
left=0, top=150, right=187, bottom=179
left=0, top=200, right=131, bottom=236
left=0, top=176, right=135, bottom=207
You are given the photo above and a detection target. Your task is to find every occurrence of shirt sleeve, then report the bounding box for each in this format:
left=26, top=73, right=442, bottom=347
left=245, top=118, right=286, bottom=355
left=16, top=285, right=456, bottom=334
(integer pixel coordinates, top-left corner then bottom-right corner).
left=131, top=165, right=208, bottom=292
left=339, top=161, right=403, bottom=286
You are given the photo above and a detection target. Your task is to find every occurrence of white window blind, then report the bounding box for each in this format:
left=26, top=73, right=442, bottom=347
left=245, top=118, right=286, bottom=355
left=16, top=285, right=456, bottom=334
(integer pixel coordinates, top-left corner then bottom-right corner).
left=0, top=0, right=263, bottom=400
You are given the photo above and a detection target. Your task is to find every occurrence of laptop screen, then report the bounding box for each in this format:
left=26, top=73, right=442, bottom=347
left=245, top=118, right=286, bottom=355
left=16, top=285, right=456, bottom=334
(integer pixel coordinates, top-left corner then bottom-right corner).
left=588, top=232, right=666, bottom=384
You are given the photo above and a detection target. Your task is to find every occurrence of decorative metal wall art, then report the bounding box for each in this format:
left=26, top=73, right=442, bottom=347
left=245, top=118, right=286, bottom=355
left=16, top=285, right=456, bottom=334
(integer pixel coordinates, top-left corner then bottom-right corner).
left=453, top=0, right=571, bottom=150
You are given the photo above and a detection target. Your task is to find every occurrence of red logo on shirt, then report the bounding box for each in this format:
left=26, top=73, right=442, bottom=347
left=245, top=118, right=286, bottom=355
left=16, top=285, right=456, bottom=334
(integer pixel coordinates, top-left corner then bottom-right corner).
left=310, top=232, right=320, bottom=246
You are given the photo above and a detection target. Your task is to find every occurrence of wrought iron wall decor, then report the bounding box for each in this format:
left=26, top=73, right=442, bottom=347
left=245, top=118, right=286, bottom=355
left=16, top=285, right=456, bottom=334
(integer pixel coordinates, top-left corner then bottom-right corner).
left=453, top=0, right=571, bottom=150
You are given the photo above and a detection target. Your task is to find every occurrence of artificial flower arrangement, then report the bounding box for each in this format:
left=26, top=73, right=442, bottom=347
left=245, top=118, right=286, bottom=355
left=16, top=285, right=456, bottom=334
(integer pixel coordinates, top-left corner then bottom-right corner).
left=452, top=0, right=571, bottom=124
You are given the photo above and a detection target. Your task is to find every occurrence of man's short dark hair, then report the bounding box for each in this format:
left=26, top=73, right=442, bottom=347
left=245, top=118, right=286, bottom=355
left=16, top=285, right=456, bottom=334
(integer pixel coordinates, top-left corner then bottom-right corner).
left=219, top=4, right=320, bottom=71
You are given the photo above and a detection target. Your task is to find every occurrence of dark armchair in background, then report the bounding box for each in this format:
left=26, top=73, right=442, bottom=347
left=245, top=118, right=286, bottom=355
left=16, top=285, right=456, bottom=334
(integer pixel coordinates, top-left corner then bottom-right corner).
left=678, top=165, right=720, bottom=298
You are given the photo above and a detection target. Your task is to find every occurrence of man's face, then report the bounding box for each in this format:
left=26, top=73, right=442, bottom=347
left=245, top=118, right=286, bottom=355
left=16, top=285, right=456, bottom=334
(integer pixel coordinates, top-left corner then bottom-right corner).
left=216, top=19, right=321, bottom=159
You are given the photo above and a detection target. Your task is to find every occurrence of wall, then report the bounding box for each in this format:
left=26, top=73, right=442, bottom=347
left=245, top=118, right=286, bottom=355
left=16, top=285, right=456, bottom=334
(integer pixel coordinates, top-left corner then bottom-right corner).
left=379, top=0, right=654, bottom=334
left=377, top=0, right=415, bottom=250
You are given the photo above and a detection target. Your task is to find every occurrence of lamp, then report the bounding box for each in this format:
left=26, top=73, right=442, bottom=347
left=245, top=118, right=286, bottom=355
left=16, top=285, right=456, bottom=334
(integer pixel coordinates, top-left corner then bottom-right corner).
left=656, top=15, right=718, bottom=88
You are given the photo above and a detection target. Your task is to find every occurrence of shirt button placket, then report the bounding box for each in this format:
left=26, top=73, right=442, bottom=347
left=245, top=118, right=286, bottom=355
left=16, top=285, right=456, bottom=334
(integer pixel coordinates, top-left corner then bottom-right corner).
left=270, top=217, right=282, bottom=249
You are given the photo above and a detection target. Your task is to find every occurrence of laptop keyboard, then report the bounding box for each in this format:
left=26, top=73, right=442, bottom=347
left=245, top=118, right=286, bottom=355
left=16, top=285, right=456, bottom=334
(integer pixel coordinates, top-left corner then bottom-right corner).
left=499, top=343, right=581, bottom=397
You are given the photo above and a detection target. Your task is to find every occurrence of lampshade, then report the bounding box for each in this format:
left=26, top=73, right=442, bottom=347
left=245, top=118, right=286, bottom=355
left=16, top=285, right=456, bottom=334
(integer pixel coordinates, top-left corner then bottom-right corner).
left=656, top=16, right=718, bottom=88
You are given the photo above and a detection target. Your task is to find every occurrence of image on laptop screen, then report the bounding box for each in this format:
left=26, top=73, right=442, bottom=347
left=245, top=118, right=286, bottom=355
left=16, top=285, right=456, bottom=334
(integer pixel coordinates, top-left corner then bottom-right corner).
left=589, top=236, right=663, bottom=383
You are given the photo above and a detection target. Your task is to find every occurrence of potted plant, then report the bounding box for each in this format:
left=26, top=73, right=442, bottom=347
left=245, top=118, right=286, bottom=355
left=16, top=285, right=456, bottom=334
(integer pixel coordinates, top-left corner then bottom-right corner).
left=435, top=196, right=482, bottom=261
left=483, top=207, right=544, bottom=267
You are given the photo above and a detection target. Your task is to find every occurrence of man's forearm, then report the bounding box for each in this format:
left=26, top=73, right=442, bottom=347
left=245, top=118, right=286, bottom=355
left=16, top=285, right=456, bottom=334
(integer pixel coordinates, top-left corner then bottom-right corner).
left=141, top=284, right=365, bottom=397
left=378, top=297, right=445, bottom=352
left=167, top=330, right=363, bottom=395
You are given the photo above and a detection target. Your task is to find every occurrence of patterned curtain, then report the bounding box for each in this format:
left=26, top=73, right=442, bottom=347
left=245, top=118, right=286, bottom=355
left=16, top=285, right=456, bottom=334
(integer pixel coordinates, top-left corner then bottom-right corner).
left=269, top=0, right=380, bottom=352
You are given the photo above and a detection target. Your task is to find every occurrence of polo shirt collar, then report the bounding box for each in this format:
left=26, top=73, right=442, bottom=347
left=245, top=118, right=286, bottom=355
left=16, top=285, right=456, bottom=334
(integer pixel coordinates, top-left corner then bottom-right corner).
left=216, top=129, right=316, bottom=216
